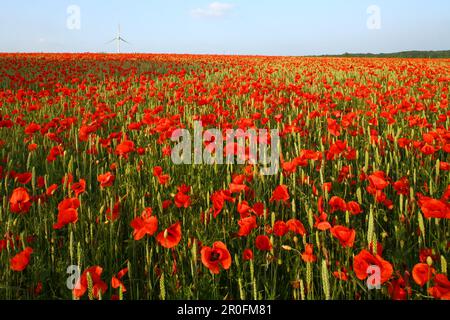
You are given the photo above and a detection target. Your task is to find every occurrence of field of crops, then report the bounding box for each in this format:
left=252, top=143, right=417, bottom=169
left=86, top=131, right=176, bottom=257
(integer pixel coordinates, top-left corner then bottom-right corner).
left=0, top=53, right=449, bottom=300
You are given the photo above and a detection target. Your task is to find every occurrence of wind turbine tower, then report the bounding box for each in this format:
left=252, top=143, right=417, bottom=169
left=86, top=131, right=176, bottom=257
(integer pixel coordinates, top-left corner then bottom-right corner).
left=107, top=25, right=130, bottom=53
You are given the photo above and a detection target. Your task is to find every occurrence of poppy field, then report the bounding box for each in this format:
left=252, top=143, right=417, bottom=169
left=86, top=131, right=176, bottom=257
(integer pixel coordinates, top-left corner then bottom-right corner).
left=0, top=53, right=449, bottom=300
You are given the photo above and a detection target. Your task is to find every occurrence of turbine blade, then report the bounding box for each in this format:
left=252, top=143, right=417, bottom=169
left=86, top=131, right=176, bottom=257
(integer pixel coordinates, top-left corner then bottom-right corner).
left=105, top=38, right=117, bottom=44
left=119, top=37, right=131, bottom=44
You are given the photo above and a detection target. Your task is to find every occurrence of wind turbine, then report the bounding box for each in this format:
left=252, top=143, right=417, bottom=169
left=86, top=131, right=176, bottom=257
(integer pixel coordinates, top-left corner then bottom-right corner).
left=106, top=25, right=130, bottom=53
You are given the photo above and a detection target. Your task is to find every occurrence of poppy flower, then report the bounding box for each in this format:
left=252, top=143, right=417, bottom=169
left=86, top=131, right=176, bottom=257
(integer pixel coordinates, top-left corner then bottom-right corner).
left=229, top=183, right=247, bottom=193
left=330, top=225, right=356, bottom=248
left=156, top=222, right=182, bottom=248
left=9, top=187, right=32, bottom=214
left=353, top=249, right=393, bottom=284
left=47, top=145, right=64, bottom=162
left=419, top=198, right=450, bottom=219
left=106, top=200, right=120, bottom=221
left=347, top=201, right=363, bottom=215
left=286, top=218, right=306, bottom=236
left=419, top=248, right=439, bottom=263
left=46, top=184, right=58, bottom=196
left=329, top=196, right=347, bottom=213
left=440, top=162, right=450, bottom=171
left=333, top=268, right=349, bottom=281
left=200, top=241, right=232, bottom=274
left=243, top=248, right=253, bottom=261
left=71, top=179, right=86, bottom=197
left=115, top=140, right=135, bottom=157
left=368, top=172, right=389, bottom=190
left=130, top=208, right=158, bottom=240
left=73, top=266, right=108, bottom=299
left=174, top=191, right=191, bottom=208
left=428, top=274, right=450, bottom=300
left=273, top=221, right=288, bottom=237
left=388, top=275, right=411, bottom=300
left=314, top=212, right=331, bottom=231
left=322, top=182, right=332, bottom=193
left=211, top=189, right=235, bottom=218
left=412, top=263, right=435, bottom=287
left=252, top=202, right=266, bottom=217
left=62, top=173, right=73, bottom=188
left=270, top=185, right=290, bottom=202
left=53, top=198, right=80, bottom=230
left=15, top=172, right=32, bottom=184
left=301, top=244, right=317, bottom=263
left=10, top=247, right=33, bottom=271
left=153, top=166, right=170, bottom=185
left=237, top=201, right=253, bottom=218
left=255, top=235, right=272, bottom=251
left=393, top=177, right=409, bottom=196
left=237, top=216, right=257, bottom=237
left=97, top=172, right=115, bottom=188
left=111, top=267, right=128, bottom=292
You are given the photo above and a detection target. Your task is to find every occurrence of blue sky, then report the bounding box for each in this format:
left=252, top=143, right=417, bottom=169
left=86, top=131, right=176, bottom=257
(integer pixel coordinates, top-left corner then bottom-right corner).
left=0, top=0, right=449, bottom=55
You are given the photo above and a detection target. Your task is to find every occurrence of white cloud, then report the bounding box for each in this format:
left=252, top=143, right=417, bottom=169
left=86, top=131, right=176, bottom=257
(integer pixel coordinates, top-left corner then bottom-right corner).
left=190, top=2, right=234, bottom=18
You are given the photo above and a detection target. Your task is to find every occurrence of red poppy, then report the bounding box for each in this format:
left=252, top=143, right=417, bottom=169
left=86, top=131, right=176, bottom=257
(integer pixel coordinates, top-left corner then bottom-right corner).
left=329, top=196, right=347, bottom=213
left=252, top=202, right=266, bottom=217
left=419, top=248, right=439, bottom=263
left=237, top=216, right=257, bottom=237
left=71, top=179, right=86, bottom=197
left=156, top=222, right=182, bottom=248
left=301, top=244, right=317, bottom=263
left=106, top=199, right=121, bottom=221
left=10, top=247, right=33, bottom=271
left=368, top=172, right=389, bottom=190
left=388, top=275, right=411, bottom=300
left=97, top=172, right=115, bottom=188
left=73, top=266, right=108, bottom=299
left=393, top=177, right=409, bottom=196
left=270, top=185, right=290, bottom=202
left=322, top=182, right=332, bottom=193
left=53, top=198, right=80, bottom=230
left=9, top=187, right=32, bottom=214
left=419, top=198, right=450, bottom=219
left=229, top=182, right=247, bottom=194
left=333, top=268, right=349, bottom=281
left=15, top=172, right=32, bottom=184
left=412, top=263, right=435, bottom=287
left=111, top=267, right=128, bottom=292
left=286, top=218, right=306, bottom=236
left=255, top=235, right=272, bottom=251
left=243, top=248, right=254, bottom=261
left=211, top=189, right=235, bottom=218
left=115, top=140, right=135, bottom=157
left=330, top=225, right=355, bottom=248
left=130, top=208, right=158, bottom=240
left=347, top=201, right=363, bottom=215
left=428, top=274, right=450, bottom=300
left=153, top=166, right=170, bottom=185
left=314, top=212, right=331, bottom=231
left=440, top=162, right=450, bottom=171
left=353, top=249, right=393, bottom=284
left=237, top=201, right=253, bottom=218
left=46, top=184, right=58, bottom=196
left=273, top=221, right=288, bottom=236
left=174, top=191, right=191, bottom=208
left=47, top=145, right=64, bottom=162
left=201, top=241, right=232, bottom=274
